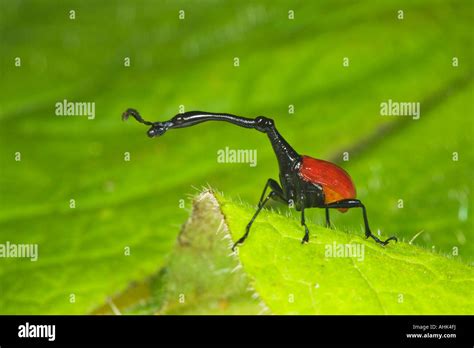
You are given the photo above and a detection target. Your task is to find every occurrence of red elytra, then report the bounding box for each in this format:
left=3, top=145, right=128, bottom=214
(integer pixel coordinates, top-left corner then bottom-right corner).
left=298, top=155, right=357, bottom=212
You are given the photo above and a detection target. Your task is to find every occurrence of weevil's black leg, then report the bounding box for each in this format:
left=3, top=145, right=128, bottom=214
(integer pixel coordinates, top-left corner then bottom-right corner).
left=323, top=199, right=398, bottom=246
left=231, top=191, right=280, bottom=251
left=301, top=207, right=310, bottom=244
left=257, top=178, right=282, bottom=207
left=232, top=179, right=286, bottom=251
left=325, top=208, right=331, bottom=228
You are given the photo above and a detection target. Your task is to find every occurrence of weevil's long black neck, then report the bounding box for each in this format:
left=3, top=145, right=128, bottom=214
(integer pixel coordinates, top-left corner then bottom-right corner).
left=124, top=109, right=302, bottom=173
left=165, top=111, right=301, bottom=173
left=264, top=123, right=301, bottom=172
left=166, top=111, right=257, bottom=130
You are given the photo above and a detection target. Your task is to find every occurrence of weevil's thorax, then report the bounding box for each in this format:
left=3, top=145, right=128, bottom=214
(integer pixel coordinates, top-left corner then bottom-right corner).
left=297, top=180, right=325, bottom=210
left=281, top=162, right=325, bottom=211
left=279, top=163, right=299, bottom=205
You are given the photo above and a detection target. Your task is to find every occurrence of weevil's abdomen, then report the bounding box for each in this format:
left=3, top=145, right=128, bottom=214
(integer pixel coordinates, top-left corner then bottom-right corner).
left=298, top=155, right=356, bottom=212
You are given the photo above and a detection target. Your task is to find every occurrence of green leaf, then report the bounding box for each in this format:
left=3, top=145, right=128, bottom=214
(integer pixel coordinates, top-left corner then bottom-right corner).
left=96, top=190, right=265, bottom=315
left=152, top=191, right=265, bottom=315
left=0, top=196, right=180, bottom=314
left=216, top=192, right=474, bottom=314
left=1, top=0, right=472, bottom=314
left=109, top=190, right=473, bottom=315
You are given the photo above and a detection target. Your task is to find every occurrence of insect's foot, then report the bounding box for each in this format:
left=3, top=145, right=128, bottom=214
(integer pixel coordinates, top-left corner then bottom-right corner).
left=376, top=236, right=398, bottom=246
left=232, top=240, right=243, bottom=251
left=382, top=236, right=398, bottom=245
left=366, top=232, right=397, bottom=246
left=232, top=234, right=248, bottom=251
left=301, top=234, right=309, bottom=244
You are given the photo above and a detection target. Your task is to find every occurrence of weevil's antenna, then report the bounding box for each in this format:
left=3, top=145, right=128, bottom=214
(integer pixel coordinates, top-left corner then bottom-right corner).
left=122, top=108, right=154, bottom=126
left=122, top=108, right=171, bottom=137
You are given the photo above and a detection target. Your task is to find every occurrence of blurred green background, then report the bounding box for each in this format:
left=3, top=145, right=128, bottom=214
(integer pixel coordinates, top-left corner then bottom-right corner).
left=0, top=0, right=472, bottom=314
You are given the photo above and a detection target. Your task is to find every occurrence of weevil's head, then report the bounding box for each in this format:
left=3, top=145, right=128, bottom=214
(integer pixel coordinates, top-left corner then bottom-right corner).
left=122, top=108, right=171, bottom=138
left=147, top=122, right=170, bottom=138
left=255, top=116, right=274, bottom=133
